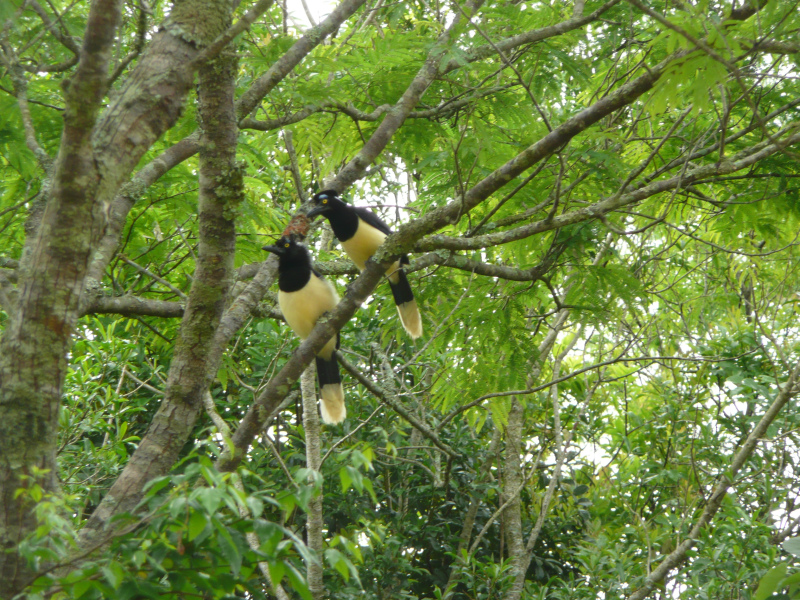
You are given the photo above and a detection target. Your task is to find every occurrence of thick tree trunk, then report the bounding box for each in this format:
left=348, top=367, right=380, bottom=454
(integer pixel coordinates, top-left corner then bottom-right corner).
left=81, top=28, right=239, bottom=546
left=0, top=1, right=126, bottom=592
left=0, top=0, right=231, bottom=589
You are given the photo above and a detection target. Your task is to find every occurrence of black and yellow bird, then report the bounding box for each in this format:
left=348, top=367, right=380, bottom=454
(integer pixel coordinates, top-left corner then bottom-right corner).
left=263, top=236, right=345, bottom=424
left=307, top=190, right=422, bottom=339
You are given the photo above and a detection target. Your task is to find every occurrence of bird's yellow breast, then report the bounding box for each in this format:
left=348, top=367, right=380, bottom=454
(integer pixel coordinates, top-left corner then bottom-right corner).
left=341, top=220, right=387, bottom=271
left=278, top=275, right=340, bottom=348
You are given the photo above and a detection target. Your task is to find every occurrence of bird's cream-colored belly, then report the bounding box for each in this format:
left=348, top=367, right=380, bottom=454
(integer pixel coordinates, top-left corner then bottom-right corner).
left=278, top=276, right=339, bottom=356
left=341, top=221, right=401, bottom=281
left=342, top=221, right=387, bottom=270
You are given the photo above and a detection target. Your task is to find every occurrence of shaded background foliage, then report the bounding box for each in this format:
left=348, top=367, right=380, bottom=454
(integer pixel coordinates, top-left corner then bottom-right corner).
left=1, top=0, right=800, bottom=598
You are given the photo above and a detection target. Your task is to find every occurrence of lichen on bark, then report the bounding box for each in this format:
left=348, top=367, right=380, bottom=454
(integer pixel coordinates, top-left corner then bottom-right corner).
left=167, top=0, right=231, bottom=46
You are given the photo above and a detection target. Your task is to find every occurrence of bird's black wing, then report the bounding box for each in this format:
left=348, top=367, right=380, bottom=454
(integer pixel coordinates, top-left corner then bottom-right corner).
left=353, top=206, right=393, bottom=235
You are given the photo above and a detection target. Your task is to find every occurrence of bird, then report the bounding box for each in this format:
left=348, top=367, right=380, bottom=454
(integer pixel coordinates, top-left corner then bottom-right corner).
left=263, top=235, right=345, bottom=424
left=307, top=190, right=422, bottom=339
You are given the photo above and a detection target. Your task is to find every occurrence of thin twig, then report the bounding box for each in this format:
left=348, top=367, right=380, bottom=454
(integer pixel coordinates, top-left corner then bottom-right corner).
left=337, top=353, right=458, bottom=458
left=119, top=254, right=188, bottom=300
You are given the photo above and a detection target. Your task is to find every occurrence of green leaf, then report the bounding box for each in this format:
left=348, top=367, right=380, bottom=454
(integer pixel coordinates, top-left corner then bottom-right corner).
left=71, top=578, right=93, bottom=599
left=196, top=487, right=224, bottom=515
left=339, top=466, right=352, bottom=493
left=268, top=560, right=286, bottom=587
left=187, top=510, right=207, bottom=542
left=101, top=562, right=124, bottom=589
left=285, top=563, right=313, bottom=600
left=783, top=537, right=800, bottom=558
left=325, top=548, right=351, bottom=581
left=214, top=521, right=243, bottom=577
left=490, top=396, right=512, bottom=429
left=217, top=367, right=228, bottom=388
left=754, top=563, right=788, bottom=600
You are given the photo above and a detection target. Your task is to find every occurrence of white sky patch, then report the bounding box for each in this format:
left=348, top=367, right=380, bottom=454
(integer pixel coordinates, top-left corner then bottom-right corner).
left=286, top=0, right=337, bottom=29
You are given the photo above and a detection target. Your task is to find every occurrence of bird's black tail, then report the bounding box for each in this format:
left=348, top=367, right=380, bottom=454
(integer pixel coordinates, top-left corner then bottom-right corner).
left=388, top=264, right=423, bottom=339
left=315, top=355, right=345, bottom=424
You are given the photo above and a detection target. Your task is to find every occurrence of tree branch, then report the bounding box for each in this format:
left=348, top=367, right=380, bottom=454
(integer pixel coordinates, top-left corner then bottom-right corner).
left=242, top=85, right=516, bottom=131
left=417, top=126, right=800, bottom=252
left=107, top=1, right=149, bottom=85
left=190, top=0, right=276, bottom=69
left=0, top=43, right=51, bottom=166
left=80, top=26, right=241, bottom=547
left=337, top=354, right=458, bottom=458
left=626, top=362, right=800, bottom=600
left=62, top=0, right=122, bottom=133
left=236, top=0, right=368, bottom=120
left=328, top=0, right=486, bottom=191
left=85, top=295, right=184, bottom=318
left=439, top=0, right=622, bottom=74
left=301, top=366, right=324, bottom=600
left=26, top=0, right=81, bottom=57
left=215, top=257, right=389, bottom=473
left=83, top=0, right=368, bottom=289
left=118, top=254, right=188, bottom=300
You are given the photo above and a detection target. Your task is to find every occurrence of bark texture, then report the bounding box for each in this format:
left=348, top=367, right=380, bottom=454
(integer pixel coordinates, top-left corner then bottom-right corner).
left=301, top=366, right=325, bottom=599
left=501, top=400, right=527, bottom=584
left=72, top=0, right=369, bottom=545
left=80, top=17, right=240, bottom=546
left=0, top=1, right=126, bottom=592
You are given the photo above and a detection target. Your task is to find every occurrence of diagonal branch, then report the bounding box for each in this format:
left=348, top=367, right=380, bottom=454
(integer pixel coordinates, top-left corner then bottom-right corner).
left=439, top=0, right=622, bottom=74
left=82, top=133, right=201, bottom=289
left=241, top=84, right=516, bottom=131
left=212, top=49, right=719, bottom=474
left=344, top=50, right=689, bottom=265
left=118, top=254, right=188, bottom=300
left=236, top=0, right=368, bottom=120
left=84, top=0, right=368, bottom=289
left=26, top=0, right=81, bottom=57
left=107, top=1, right=149, bottom=85
left=190, top=0, right=276, bottom=69
left=416, top=125, right=800, bottom=252
left=626, top=362, right=800, bottom=600
left=216, top=257, right=389, bottom=472
left=328, top=0, right=485, bottom=191
left=338, top=354, right=458, bottom=458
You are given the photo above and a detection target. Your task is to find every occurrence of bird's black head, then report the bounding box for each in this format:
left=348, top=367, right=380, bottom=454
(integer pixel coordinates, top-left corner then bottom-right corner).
left=262, top=236, right=310, bottom=264
left=307, top=189, right=346, bottom=219
left=263, top=236, right=313, bottom=291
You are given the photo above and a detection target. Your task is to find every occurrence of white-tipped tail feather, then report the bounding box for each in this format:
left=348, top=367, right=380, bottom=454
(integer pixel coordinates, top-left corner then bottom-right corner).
left=320, top=383, right=346, bottom=424
left=397, top=299, right=423, bottom=340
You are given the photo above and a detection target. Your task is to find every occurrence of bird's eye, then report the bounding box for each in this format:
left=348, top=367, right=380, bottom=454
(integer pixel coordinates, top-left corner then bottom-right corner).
left=322, top=199, right=328, bottom=204
left=284, top=243, right=290, bottom=248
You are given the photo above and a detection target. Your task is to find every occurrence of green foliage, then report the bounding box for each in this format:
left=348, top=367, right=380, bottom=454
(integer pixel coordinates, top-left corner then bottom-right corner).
left=2, top=0, right=800, bottom=598
left=20, top=457, right=315, bottom=600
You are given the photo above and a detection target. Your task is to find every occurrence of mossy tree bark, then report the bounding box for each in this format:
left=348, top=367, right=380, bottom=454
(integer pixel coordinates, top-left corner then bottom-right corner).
left=80, top=8, right=240, bottom=547
left=0, top=0, right=234, bottom=592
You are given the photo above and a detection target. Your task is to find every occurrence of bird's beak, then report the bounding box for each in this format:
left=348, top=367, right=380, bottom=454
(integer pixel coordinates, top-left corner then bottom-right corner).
left=262, top=244, right=283, bottom=255
left=306, top=205, right=327, bottom=219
